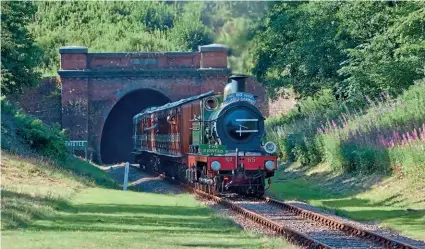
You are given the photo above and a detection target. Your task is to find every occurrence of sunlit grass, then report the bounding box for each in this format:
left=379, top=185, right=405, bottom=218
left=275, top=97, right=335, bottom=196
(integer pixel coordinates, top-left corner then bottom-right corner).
left=1, top=151, right=292, bottom=249
left=2, top=188, right=291, bottom=249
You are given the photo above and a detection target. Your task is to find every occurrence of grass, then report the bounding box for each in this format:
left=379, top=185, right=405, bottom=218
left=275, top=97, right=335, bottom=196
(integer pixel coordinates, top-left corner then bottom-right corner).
left=3, top=188, right=290, bottom=249
left=1, top=151, right=291, bottom=248
left=60, top=156, right=118, bottom=188
left=267, top=162, right=425, bottom=241
left=1, top=151, right=116, bottom=230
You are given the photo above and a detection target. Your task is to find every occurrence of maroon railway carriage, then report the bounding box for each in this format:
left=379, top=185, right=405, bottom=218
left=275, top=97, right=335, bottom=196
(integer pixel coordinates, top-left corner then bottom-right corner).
left=133, top=75, right=277, bottom=196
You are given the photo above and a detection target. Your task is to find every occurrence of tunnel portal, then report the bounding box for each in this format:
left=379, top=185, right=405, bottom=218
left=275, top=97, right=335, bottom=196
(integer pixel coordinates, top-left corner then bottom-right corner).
left=100, top=89, right=170, bottom=164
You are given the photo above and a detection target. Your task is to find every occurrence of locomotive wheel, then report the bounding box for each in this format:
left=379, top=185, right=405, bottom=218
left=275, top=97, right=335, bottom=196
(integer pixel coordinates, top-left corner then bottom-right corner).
left=255, top=177, right=265, bottom=198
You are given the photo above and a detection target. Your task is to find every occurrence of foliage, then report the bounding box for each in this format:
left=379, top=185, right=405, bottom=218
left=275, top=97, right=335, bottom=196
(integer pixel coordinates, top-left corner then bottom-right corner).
left=252, top=2, right=425, bottom=101
left=316, top=82, right=425, bottom=174
left=259, top=2, right=425, bottom=177
left=27, top=1, right=268, bottom=75
left=266, top=89, right=347, bottom=163
left=1, top=98, right=68, bottom=161
left=30, top=1, right=214, bottom=75
left=1, top=1, right=42, bottom=95
left=338, top=4, right=425, bottom=100
left=169, top=2, right=213, bottom=51
left=251, top=2, right=344, bottom=98
left=267, top=82, right=425, bottom=176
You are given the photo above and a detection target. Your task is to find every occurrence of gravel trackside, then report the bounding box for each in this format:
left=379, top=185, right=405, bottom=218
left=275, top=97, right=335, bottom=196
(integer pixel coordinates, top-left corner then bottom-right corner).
left=104, top=164, right=184, bottom=195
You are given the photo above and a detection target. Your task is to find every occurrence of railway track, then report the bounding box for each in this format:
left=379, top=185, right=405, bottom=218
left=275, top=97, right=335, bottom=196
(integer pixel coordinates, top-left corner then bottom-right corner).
left=188, top=183, right=422, bottom=249
left=131, top=165, right=422, bottom=249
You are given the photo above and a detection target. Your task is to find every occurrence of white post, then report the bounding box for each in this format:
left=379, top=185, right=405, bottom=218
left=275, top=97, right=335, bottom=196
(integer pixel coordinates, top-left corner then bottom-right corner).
left=123, top=162, right=130, bottom=191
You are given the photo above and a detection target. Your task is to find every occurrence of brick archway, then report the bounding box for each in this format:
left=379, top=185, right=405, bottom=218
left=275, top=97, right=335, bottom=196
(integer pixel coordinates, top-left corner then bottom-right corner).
left=58, top=44, right=268, bottom=163
left=100, top=88, right=171, bottom=164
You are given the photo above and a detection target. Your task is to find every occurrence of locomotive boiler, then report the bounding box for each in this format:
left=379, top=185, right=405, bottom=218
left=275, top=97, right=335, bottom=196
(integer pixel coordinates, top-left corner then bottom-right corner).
left=132, top=75, right=277, bottom=196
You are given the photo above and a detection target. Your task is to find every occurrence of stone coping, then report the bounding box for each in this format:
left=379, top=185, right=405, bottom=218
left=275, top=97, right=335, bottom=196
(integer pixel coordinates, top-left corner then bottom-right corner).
left=59, top=46, right=88, bottom=54
left=58, top=68, right=231, bottom=78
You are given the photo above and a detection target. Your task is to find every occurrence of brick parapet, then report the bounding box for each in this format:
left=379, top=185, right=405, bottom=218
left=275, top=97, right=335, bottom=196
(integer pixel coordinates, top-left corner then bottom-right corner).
left=59, top=43, right=228, bottom=72
left=60, top=46, right=88, bottom=70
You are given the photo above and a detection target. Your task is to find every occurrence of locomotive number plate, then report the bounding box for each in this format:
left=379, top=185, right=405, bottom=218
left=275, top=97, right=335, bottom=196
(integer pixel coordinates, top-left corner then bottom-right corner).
left=200, top=144, right=226, bottom=155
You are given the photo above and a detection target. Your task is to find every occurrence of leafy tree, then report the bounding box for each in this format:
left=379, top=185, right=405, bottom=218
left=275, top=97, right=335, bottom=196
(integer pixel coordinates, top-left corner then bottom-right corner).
left=251, top=2, right=345, bottom=99
left=30, top=1, right=217, bottom=75
left=1, top=1, right=42, bottom=96
left=250, top=1, right=425, bottom=102
left=338, top=3, right=425, bottom=101
left=169, top=2, right=213, bottom=51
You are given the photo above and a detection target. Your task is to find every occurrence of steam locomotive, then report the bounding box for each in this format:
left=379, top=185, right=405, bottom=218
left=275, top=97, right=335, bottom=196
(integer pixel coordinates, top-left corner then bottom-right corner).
left=132, top=75, right=277, bottom=197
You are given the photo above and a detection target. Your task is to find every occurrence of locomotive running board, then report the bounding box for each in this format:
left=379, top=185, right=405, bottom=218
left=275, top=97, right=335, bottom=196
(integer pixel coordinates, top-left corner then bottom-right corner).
left=134, top=150, right=183, bottom=158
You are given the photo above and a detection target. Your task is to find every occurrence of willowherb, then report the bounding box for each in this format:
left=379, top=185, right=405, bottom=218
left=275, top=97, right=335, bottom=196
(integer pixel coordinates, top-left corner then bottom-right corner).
left=374, top=123, right=425, bottom=148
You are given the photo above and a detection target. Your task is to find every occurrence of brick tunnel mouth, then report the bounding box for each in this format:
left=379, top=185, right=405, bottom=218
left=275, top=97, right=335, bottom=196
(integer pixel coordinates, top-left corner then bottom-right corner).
left=100, top=89, right=170, bottom=165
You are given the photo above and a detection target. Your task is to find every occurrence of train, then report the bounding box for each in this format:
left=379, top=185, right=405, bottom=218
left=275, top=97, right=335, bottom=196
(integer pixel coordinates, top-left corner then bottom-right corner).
left=132, top=75, right=277, bottom=197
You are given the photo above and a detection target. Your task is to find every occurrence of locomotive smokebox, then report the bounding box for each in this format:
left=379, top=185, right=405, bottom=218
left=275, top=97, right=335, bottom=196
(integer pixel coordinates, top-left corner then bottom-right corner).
left=223, top=74, right=248, bottom=101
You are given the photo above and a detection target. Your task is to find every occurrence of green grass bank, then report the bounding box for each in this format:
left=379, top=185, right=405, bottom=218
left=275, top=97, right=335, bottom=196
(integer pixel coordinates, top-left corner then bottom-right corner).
left=1, top=151, right=290, bottom=249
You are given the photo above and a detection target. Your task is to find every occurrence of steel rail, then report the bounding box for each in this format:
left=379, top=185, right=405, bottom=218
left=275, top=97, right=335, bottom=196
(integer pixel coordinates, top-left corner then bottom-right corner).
left=264, top=197, right=419, bottom=249
left=188, top=184, right=332, bottom=249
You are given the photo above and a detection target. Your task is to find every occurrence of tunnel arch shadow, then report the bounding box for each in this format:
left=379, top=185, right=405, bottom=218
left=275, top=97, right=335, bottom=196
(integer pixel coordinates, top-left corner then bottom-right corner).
left=100, top=89, right=170, bottom=165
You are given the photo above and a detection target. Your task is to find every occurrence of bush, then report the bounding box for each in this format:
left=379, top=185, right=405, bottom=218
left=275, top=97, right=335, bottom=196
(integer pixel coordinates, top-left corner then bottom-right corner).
left=1, top=98, right=68, bottom=161
left=266, top=89, right=347, bottom=165
left=318, top=81, right=425, bottom=174
left=389, top=143, right=425, bottom=179
left=267, top=81, right=425, bottom=176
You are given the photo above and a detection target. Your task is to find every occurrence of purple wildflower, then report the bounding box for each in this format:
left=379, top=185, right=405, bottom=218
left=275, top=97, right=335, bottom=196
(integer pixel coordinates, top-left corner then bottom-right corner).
left=412, top=128, right=419, bottom=140
left=402, top=134, right=408, bottom=146
left=331, top=120, right=338, bottom=129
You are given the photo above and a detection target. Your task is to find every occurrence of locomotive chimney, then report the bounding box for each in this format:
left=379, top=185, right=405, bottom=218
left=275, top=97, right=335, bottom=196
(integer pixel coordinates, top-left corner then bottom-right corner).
left=223, top=74, right=248, bottom=101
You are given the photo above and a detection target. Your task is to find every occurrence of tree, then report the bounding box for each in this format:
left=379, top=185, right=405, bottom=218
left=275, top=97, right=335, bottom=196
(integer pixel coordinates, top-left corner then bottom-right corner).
left=169, top=2, right=213, bottom=51
left=29, top=1, right=216, bottom=74
left=1, top=1, right=42, bottom=96
left=250, top=1, right=425, bottom=101
left=251, top=2, right=345, bottom=99
left=338, top=3, right=425, bottom=101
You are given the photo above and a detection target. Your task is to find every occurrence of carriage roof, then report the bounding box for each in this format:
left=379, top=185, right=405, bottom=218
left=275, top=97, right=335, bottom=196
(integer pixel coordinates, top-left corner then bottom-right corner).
left=133, top=90, right=215, bottom=123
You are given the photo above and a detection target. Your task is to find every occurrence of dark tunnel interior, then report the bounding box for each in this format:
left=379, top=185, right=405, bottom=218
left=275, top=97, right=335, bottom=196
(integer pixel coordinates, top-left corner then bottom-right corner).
left=100, top=89, right=170, bottom=165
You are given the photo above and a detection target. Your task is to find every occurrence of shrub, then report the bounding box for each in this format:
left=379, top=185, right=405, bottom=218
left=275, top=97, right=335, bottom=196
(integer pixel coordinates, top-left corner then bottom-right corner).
left=1, top=98, right=69, bottom=161
left=267, top=81, right=425, bottom=176
left=266, top=89, right=346, bottom=165
left=318, top=81, right=425, bottom=174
